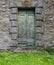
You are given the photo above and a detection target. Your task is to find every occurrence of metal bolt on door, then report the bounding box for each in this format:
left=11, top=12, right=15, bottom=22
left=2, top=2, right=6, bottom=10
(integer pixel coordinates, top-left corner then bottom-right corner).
left=18, top=9, right=35, bottom=47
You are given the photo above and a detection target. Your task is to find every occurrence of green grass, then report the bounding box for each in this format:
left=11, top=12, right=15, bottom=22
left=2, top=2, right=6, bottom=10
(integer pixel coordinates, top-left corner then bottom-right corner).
left=0, top=51, right=54, bottom=65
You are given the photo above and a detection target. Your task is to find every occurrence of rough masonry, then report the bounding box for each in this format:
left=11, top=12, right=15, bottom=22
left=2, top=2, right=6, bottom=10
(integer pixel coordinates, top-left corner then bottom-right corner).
left=0, top=0, right=54, bottom=50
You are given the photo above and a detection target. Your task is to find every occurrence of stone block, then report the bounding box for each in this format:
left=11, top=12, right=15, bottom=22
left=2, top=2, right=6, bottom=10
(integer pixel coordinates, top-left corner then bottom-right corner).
left=36, top=40, right=43, bottom=46
left=10, top=40, right=18, bottom=46
left=10, top=2, right=16, bottom=8
left=42, top=35, right=52, bottom=46
left=16, top=2, right=22, bottom=7
left=42, top=41, right=51, bottom=47
left=49, top=29, right=54, bottom=33
left=0, top=1, right=5, bottom=5
left=11, top=8, right=17, bottom=14
left=11, top=34, right=17, bottom=40
left=36, top=27, right=43, bottom=33
left=11, top=21, right=17, bottom=27
left=37, top=0, right=43, bottom=7
left=31, top=1, right=37, bottom=7
left=2, top=8, right=6, bottom=12
left=10, top=14, right=17, bottom=21
left=52, top=41, right=54, bottom=45
left=36, top=21, right=43, bottom=27
left=36, top=34, right=42, bottom=40
left=42, top=35, right=52, bottom=41
left=36, top=14, right=43, bottom=20
left=10, top=27, right=17, bottom=33
left=35, top=8, right=43, bottom=14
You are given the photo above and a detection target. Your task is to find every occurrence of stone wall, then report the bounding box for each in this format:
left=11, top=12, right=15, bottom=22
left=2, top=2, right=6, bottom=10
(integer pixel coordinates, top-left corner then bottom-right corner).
left=0, top=0, right=54, bottom=50
left=42, top=0, right=54, bottom=47
left=0, top=0, right=11, bottom=50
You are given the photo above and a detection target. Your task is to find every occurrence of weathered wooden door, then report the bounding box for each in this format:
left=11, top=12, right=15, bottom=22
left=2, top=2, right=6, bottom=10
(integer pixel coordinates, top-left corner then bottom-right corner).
left=18, top=9, right=35, bottom=47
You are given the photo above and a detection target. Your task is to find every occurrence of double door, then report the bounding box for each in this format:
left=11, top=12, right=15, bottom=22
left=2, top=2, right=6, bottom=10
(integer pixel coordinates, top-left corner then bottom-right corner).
left=18, top=9, right=35, bottom=47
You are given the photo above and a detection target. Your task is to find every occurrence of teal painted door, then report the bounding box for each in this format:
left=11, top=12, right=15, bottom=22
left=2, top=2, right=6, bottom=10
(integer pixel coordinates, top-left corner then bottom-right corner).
left=18, top=9, right=35, bottom=47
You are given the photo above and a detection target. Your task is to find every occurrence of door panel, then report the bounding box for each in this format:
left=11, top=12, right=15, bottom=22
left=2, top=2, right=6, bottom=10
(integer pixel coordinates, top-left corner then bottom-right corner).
left=18, top=9, right=35, bottom=47
left=27, top=11, right=35, bottom=46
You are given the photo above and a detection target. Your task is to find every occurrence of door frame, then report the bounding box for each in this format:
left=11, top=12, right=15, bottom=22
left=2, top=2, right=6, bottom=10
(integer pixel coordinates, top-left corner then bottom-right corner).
left=9, top=0, right=43, bottom=49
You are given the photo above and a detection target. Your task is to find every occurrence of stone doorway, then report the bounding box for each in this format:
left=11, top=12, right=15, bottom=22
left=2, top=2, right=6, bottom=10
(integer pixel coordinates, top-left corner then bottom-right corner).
left=18, top=8, right=35, bottom=48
